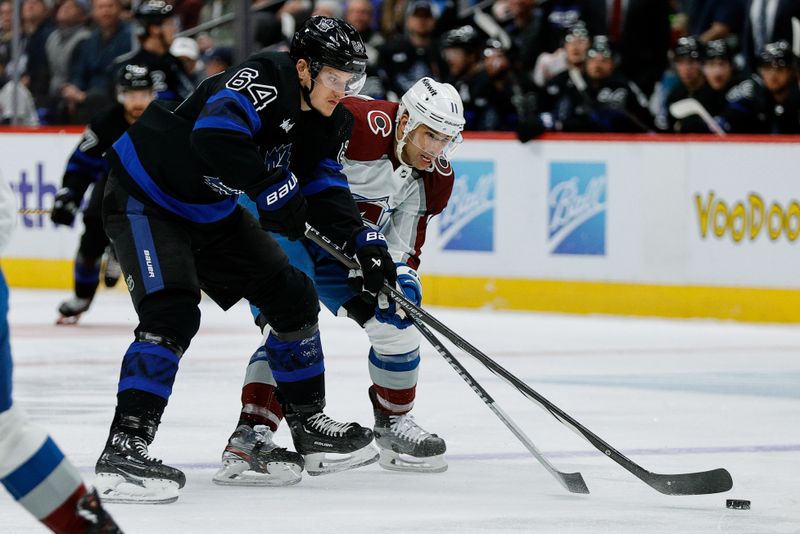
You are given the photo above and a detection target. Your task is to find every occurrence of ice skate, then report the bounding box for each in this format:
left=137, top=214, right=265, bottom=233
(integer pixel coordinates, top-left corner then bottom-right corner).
left=101, top=246, right=122, bottom=288
left=94, top=431, right=185, bottom=504
left=286, top=411, right=378, bottom=476
left=371, top=387, right=447, bottom=473
left=76, top=488, right=123, bottom=533
left=56, top=297, right=92, bottom=325
left=213, top=424, right=304, bottom=486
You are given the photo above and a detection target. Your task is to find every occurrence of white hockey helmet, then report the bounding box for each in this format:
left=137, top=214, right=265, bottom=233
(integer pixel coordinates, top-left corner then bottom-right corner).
left=396, top=77, right=465, bottom=168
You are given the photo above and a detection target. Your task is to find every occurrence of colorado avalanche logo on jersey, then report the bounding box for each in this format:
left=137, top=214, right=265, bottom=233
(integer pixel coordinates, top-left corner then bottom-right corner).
left=264, top=143, right=293, bottom=173
left=354, top=195, right=391, bottom=229
left=367, top=110, right=392, bottom=137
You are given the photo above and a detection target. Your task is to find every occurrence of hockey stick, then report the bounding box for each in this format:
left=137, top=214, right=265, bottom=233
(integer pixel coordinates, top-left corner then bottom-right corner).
left=304, top=224, right=734, bottom=496
left=669, top=98, right=726, bottom=136
left=413, top=315, right=589, bottom=494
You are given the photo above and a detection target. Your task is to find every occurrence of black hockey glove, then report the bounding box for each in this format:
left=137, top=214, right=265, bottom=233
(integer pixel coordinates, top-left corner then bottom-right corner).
left=246, top=169, right=308, bottom=241
left=50, top=187, right=81, bottom=226
left=345, top=227, right=396, bottom=303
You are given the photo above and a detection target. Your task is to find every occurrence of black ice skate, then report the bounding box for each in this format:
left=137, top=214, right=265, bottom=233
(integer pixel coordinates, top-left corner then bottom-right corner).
left=213, top=424, right=304, bottom=486
left=56, top=297, right=92, bottom=325
left=76, top=488, right=123, bottom=533
left=101, top=246, right=122, bottom=288
left=371, top=389, right=447, bottom=473
left=94, top=431, right=186, bottom=504
left=286, top=411, right=378, bottom=476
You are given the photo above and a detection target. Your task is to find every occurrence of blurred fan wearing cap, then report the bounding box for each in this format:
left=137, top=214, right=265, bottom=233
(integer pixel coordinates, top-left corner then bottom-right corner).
left=717, top=40, right=800, bottom=133
left=170, top=36, right=201, bottom=88
left=532, top=21, right=590, bottom=87
left=377, top=0, right=446, bottom=99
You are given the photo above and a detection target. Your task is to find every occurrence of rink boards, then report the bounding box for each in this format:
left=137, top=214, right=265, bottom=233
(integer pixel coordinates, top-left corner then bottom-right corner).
left=0, top=129, right=798, bottom=323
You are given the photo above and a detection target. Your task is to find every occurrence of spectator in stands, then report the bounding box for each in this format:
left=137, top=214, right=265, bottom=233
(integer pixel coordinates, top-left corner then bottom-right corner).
left=550, top=36, right=653, bottom=132
left=441, top=25, right=493, bottom=130
left=46, top=0, right=90, bottom=121
left=0, top=0, right=12, bottom=84
left=661, top=36, right=707, bottom=131
left=720, top=40, right=800, bottom=134
left=345, top=0, right=385, bottom=98
left=21, top=0, right=55, bottom=111
left=112, top=0, right=193, bottom=101
left=311, top=0, right=343, bottom=19
left=63, top=0, right=132, bottom=121
left=500, top=0, right=539, bottom=68
left=742, top=0, right=800, bottom=72
left=203, top=45, right=232, bottom=79
left=172, top=0, right=203, bottom=31
left=533, top=20, right=590, bottom=88
left=685, top=0, right=745, bottom=44
left=378, top=0, right=445, bottom=99
left=588, top=0, right=670, bottom=97
left=170, top=35, right=201, bottom=87
left=524, top=0, right=596, bottom=63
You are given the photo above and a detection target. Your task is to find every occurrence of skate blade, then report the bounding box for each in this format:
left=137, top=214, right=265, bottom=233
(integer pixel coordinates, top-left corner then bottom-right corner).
left=55, top=314, right=81, bottom=326
left=212, top=460, right=302, bottom=487
left=95, top=473, right=180, bottom=504
left=305, top=444, right=379, bottom=476
left=378, top=450, right=448, bottom=473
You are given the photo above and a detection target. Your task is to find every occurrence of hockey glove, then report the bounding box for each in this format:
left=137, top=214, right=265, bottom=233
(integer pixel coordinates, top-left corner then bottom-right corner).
left=247, top=170, right=307, bottom=241
left=346, top=227, right=396, bottom=304
left=50, top=187, right=81, bottom=226
left=375, top=264, right=422, bottom=329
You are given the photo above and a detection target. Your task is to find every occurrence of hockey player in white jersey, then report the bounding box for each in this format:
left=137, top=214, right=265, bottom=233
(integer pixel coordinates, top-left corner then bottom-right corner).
left=219, top=78, right=464, bottom=481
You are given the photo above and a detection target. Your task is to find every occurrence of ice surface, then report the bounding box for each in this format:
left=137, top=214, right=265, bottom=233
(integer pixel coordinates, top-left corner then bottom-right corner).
left=2, top=289, right=799, bottom=533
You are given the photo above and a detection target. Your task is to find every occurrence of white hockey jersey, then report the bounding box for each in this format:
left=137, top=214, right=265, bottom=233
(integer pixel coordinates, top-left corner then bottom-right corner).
left=341, top=97, right=454, bottom=269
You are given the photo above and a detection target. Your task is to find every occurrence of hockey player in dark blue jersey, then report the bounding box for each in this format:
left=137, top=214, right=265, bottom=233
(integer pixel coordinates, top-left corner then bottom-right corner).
left=51, top=63, right=156, bottom=325
left=93, top=16, right=397, bottom=503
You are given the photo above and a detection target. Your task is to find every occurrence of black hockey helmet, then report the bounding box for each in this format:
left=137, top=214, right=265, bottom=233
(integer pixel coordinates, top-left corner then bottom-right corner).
left=290, top=16, right=368, bottom=78
left=703, top=39, right=732, bottom=61
left=135, top=0, right=174, bottom=25
left=117, top=63, right=154, bottom=91
left=758, top=40, right=794, bottom=68
left=674, top=36, right=701, bottom=60
left=562, top=20, right=589, bottom=44
left=587, top=35, right=613, bottom=59
left=441, top=25, right=482, bottom=51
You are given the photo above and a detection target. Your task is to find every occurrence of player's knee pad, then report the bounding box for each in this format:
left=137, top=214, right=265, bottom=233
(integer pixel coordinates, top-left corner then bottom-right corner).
left=364, top=316, right=421, bottom=355
left=0, top=405, right=48, bottom=478
left=251, top=267, right=319, bottom=334
left=264, top=323, right=324, bottom=382
left=365, top=317, right=420, bottom=391
left=118, top=331, right=184, bottom=404
left=135, top=290, right=200, bottom=352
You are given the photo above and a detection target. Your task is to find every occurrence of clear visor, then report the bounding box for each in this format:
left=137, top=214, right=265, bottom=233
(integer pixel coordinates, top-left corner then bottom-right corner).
left=406, top=124, right=462, bottom=161
left=315, top=67, right=367, bottom=96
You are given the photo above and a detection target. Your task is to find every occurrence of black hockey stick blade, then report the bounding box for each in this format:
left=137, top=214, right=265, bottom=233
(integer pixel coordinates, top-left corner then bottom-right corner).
left=304, top=225, right=733, bottom=497
left=414, top=316, right=589, bottom=494
left=642, top=468, right=733, bottom=496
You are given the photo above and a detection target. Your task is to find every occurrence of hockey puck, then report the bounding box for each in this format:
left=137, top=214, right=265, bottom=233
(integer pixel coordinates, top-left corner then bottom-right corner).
left=726, top=499, right=751, bottom=510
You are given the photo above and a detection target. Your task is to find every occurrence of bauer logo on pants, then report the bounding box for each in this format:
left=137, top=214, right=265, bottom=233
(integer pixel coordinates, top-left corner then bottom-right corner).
left=547, top=162, right=607, bottom=256
left=438, top=160, right=494, bottom=252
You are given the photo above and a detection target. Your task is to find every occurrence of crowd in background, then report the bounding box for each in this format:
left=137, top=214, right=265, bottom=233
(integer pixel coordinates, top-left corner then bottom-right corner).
left=1, top=0, right=799, bottom=138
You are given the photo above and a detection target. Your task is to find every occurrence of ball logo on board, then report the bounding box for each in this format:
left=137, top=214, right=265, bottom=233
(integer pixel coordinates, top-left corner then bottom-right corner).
left=437, top=160, right=494, bottom=252
left=547, top=162, right=607, bottom=256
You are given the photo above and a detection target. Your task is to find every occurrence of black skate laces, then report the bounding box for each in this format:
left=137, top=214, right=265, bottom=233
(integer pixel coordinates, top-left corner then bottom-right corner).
left=306, top=413, right=353, bottom=436
left=388, top=414, right=429, bottom=444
